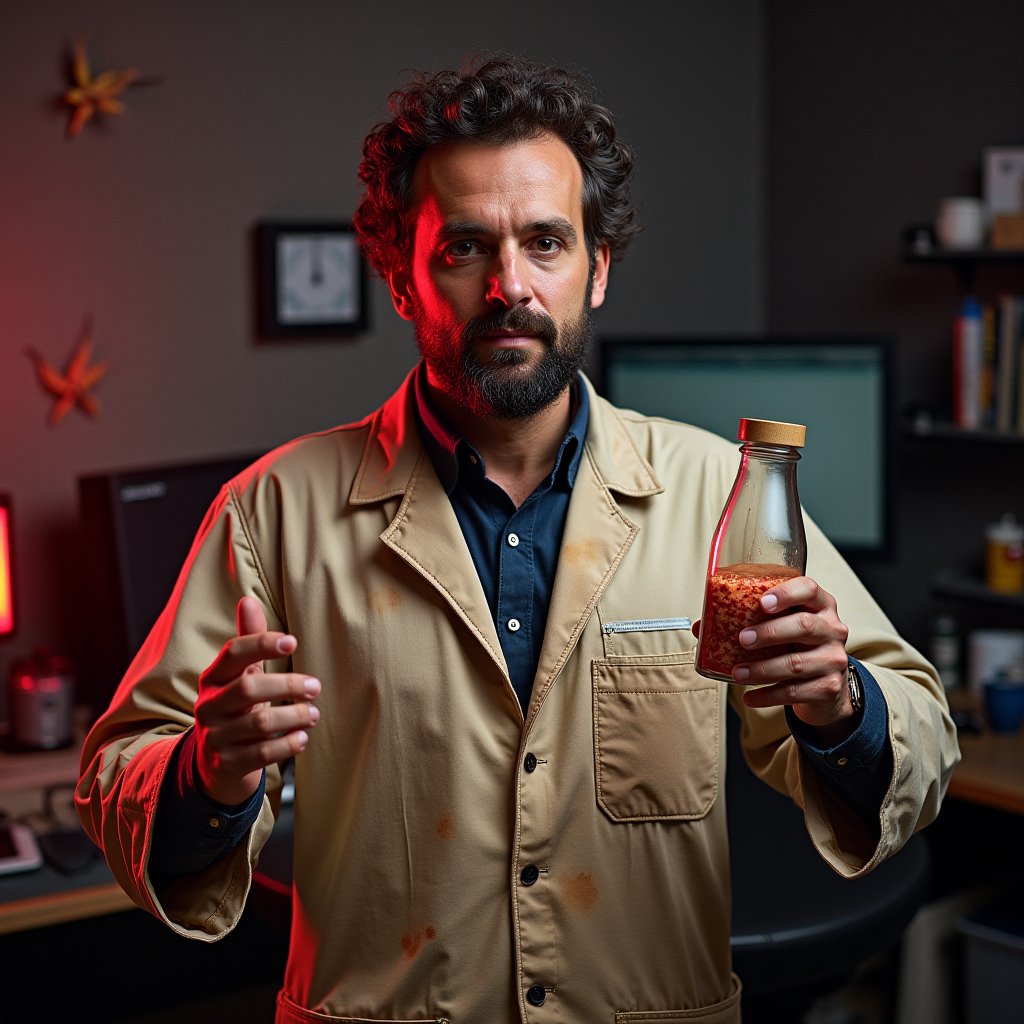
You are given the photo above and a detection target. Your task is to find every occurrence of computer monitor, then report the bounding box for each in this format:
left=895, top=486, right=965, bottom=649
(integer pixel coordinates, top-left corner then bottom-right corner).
left=600, top=338, right=892, bottom=557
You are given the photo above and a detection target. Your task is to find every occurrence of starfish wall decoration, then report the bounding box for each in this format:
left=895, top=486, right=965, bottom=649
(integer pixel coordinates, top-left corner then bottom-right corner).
left=63, top=35, right=143, bottom=138
left=27, top=317, right=108, bottom=426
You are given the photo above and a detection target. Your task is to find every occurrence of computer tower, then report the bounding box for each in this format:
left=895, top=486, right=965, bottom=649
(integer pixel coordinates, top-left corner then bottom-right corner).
left=78, top=453, right=258, bottom=711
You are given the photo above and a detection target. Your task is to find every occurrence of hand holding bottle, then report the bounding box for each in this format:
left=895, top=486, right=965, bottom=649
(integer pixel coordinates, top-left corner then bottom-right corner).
left=695, top=575, right=856, bottom=744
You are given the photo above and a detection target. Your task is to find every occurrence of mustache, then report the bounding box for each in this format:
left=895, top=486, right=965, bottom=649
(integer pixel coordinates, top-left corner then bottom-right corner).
left=461, top=306, right=559, bottom=348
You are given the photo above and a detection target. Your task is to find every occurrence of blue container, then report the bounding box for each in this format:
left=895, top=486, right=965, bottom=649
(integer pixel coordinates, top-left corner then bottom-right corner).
left=984, top=678, right=1024, bottom=734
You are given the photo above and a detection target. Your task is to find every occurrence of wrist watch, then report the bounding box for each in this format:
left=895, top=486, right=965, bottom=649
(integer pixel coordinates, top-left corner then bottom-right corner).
left=847, top=661, right=864, bottom=714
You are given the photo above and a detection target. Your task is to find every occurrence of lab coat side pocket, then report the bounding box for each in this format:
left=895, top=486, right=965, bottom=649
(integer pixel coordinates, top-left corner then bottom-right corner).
left=593, top=652, right=720, bottom=822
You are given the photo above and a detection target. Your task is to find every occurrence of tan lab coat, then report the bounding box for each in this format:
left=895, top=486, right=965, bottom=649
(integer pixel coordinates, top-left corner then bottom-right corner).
left=76, top=367, right=959, bottom=1024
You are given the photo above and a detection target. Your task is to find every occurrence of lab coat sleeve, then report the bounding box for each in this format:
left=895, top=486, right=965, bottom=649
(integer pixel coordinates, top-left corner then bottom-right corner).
left=729, top=515, right=961, bottom=878
left=75, top=474, right=286, bottom=939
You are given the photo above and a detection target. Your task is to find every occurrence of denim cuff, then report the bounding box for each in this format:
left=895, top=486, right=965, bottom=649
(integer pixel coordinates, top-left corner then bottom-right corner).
left=148, top=727, right=265, bottom=876
left=786, top=659, right=893, bottom=821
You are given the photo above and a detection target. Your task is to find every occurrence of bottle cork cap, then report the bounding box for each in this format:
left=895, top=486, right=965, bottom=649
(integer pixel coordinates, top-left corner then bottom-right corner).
left=738, top=418, right=806, bottom=447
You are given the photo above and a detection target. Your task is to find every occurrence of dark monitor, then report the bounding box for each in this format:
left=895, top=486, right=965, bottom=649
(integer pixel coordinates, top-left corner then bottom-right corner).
left=79, top=453, right=258, bottom=707
left=600, top=337, right=892, bottom=557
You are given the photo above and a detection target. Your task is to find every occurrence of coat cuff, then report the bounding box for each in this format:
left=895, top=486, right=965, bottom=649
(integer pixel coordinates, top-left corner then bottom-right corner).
left=149, top=727, right=265, bottom=876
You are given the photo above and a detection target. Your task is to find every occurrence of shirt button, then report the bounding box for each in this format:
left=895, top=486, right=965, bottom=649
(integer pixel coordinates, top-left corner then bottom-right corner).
left=469, top=454, right=478, bottom=464
left=209, top=818, right=220, bottom=828
left=520, top=864, right=540, bottom=886
left=507, top=618, right=521, bottom=632
left=524, top=752, right=538, bottom=773
left=526, top=984, right=546, bottom=1006
left=507, top=533, right=520, bottom=547
left=836, top=757, right=848, bottom=766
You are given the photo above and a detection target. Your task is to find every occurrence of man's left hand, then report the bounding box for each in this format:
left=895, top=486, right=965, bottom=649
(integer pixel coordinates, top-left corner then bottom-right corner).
left=728, top=575, right=855, bottom=746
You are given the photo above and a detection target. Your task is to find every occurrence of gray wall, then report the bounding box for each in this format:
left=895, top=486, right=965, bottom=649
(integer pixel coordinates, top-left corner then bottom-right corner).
left=0, top=2, right=765, bottom=693
left=766, top=0, right=1024, bottom=647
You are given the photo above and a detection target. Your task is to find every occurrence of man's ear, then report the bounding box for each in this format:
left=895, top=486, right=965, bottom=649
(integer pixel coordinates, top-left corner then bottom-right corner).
left=387, top=264, right=417, bottom=322
left=589, top=242, right=611, bottom=309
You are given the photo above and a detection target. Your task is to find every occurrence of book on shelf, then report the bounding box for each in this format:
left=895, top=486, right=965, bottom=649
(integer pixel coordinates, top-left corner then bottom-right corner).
left=953, top=293, right=1024, bottom=431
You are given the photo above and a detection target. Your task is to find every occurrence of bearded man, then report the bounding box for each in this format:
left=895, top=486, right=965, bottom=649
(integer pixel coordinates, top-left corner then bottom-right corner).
left=77, top=56, right=958, bottom=1024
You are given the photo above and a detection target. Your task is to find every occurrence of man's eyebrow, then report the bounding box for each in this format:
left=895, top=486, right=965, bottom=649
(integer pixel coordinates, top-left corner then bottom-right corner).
left=526, top=219, right=578, bottom=244
left=436, top=219, right=579, bottom=244
left=437, top=221, right=491, bottom=239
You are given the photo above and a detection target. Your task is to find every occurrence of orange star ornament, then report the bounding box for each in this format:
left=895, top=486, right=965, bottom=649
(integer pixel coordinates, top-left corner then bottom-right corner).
left=27, top=318, right=108, bottom=426
left=63, top=35, right=140, bottom=138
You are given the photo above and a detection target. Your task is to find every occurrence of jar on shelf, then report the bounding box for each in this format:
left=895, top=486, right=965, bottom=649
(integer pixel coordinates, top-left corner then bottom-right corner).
left=695, top=418, right=807, bottom=683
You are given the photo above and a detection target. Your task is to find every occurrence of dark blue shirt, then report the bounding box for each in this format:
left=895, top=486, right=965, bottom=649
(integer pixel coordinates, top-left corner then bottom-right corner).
left=149, top=371, right=893, bottom=873
left=413, top=364, right=588, bottom=714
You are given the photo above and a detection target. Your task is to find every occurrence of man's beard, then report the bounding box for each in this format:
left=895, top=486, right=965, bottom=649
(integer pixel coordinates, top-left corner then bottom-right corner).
left=415, top=301, right=593, bottom=420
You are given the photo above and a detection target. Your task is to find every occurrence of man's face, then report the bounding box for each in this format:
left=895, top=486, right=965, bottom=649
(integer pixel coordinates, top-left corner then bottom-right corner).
left=388, top=133, right=610, bottom=419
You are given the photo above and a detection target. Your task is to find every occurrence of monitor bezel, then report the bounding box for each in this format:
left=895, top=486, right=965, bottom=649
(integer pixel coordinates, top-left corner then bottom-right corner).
left=597, top=335, right=895, bottom=560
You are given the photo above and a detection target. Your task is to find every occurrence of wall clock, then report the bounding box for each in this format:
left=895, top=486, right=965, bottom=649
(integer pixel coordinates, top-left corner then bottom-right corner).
left=256, top=222, right=367, bottom=338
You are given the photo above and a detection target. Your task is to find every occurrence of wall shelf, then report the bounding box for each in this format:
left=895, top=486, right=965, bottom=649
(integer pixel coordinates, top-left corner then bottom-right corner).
left=905, top=418, right=1024, bottom=445
left=904, top=245, right=1024, bottom=290
left=931, top=568, right=1024, bottom=609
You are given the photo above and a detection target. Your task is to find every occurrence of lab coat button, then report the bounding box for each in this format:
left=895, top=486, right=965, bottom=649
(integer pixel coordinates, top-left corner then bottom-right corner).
left=508, top=533, right=520, bottom=547
left=521, top=864, right=540, bottom=885
left=526, top=984, right=546, bottom=1006
left=508, top=618, right=521, bottom=632
left=524, top=753, right=538, bottom=773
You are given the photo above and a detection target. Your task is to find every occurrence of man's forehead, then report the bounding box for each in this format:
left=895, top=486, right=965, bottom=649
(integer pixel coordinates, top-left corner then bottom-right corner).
left=411, top=134, right=584, bottom=233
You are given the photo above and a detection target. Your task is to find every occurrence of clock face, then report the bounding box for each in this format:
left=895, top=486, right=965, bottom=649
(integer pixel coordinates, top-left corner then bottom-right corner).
left=276, top=233, right=359, bottom=324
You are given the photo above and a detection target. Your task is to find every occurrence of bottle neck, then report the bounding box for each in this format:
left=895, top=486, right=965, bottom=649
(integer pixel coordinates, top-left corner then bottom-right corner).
left=739, top=441, right=802, bottom=464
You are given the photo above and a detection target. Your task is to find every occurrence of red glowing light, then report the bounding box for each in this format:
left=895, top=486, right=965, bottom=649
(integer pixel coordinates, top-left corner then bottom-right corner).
left=0, top=501, right=12, bottom=636
left=17, top=675, right=34, bottom=691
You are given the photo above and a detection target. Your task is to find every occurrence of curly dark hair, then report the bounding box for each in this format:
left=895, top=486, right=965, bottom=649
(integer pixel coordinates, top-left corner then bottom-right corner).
left=353, top=54, right=641, bottom=279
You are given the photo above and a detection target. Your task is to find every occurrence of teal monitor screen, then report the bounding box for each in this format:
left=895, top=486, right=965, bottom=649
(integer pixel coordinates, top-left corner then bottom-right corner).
left=601, top=339, right=891, bottom=555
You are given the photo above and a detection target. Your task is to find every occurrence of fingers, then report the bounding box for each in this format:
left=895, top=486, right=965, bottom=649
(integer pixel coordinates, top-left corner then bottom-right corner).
left=732, top=643, right=848, bottom=687
left=201, top=729, right=311, bottom=792
left=740, top=671, right=847, bottom=716
left=201, top=672, right=321, bottom=717
left=201, top=631, right=298, bottom=688
left=237, top=596, right=268, bottom=637
left=760, top=576, right=831, bottom=615
left=214, top=701, right=320, bottom=745
left=737, top=609, right=847, bottom=652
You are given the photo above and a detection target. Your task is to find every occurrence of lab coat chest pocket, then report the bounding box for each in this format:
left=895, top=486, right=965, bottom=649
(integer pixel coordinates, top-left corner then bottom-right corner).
left=592, top=652, right=720, bottom=822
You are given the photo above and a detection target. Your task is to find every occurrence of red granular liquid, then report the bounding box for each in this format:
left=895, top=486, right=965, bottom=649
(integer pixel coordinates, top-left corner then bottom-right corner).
left=696, top=562, right=802, bottom=678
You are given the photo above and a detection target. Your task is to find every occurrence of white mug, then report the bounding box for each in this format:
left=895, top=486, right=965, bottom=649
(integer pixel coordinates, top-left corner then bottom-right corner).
left=936, top=197, right=988, bottom=250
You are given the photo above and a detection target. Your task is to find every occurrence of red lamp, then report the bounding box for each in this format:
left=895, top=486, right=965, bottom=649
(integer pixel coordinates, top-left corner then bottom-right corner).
left=0, top=494, right=13, bottom=637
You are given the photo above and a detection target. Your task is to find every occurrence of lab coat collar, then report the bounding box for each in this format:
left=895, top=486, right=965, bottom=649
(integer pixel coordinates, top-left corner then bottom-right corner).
left=348, top=362, right=664, bottom=506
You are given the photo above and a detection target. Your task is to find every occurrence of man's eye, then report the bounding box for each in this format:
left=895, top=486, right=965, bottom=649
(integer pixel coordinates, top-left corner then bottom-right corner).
left=446, top=241, right=481, bottom=258
left=534, top=237, right=561, bottom=254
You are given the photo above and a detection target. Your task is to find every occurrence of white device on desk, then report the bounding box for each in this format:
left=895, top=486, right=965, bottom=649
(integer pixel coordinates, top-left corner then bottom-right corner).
left=0, top=823, right=43, bottom=875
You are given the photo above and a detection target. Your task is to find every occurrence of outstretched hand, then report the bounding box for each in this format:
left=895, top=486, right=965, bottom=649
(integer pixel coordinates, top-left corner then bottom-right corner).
left=193, top=597, right=320, bottom=806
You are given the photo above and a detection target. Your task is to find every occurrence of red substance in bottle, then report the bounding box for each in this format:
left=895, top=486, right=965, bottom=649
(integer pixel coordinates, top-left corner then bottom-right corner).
left=696, top=562, right=802, bottom=679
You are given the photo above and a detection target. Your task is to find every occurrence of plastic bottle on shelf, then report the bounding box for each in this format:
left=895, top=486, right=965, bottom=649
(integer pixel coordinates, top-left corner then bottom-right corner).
left=985, top=513, right=1024, bottom=594
left=695, top=418, right=807, bottom=683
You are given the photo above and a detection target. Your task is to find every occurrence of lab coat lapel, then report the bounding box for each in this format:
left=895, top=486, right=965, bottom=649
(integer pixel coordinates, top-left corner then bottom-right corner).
left=525, top=381, right=664, bottom=729
left=352, top=366, right=512, bottom=696
left=380, top=449, right=512, bottom=692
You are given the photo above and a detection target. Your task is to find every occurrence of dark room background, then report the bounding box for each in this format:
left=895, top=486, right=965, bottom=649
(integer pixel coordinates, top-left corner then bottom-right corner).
left=0, top=0, right=1021, bottom=702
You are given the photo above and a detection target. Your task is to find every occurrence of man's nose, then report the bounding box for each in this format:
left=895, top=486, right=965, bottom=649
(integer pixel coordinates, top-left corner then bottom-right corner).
left=485, top=247, right=532, bottom=308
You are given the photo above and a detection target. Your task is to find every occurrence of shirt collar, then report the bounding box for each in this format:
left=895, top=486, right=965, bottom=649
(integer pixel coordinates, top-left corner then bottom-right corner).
left=413, top=361, right=589, bottom=496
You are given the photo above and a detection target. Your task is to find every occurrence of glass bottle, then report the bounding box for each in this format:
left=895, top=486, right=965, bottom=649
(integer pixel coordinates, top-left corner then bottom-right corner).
left=695, top=418, right=807, bottom=682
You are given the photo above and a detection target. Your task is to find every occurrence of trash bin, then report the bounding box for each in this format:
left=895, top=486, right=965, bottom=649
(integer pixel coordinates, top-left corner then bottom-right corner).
left=957, top=907, right=1024, bottom=1024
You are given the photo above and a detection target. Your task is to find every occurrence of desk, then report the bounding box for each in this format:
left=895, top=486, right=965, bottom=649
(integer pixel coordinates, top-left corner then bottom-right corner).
left=0, top=737, right=137, bottom=933
left=947, top=730, right=1024, bottom=815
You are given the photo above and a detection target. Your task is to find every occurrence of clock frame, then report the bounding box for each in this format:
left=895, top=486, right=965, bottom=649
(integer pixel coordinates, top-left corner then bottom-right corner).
left=256, top=221, right=368, bottom=338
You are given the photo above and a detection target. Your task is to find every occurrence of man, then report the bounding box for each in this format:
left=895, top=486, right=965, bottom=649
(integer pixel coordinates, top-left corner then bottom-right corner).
left=77, top=56, right=958, bottom=1023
